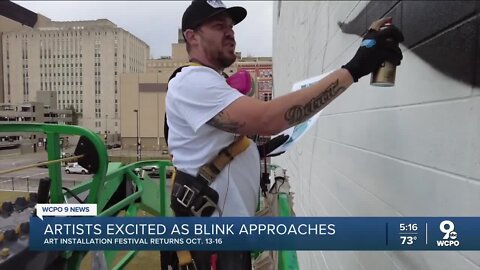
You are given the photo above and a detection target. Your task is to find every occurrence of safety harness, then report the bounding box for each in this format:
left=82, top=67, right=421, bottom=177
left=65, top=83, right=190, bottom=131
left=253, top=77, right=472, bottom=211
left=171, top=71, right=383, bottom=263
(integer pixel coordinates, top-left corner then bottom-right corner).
left=171, top=135, right=250, bottom=217
left=164, top=63, right=251, bottom=269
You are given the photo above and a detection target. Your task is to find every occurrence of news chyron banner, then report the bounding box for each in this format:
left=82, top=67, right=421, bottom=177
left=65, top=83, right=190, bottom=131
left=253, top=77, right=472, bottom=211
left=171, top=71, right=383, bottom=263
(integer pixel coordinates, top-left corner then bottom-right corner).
left=29, top=205, right=480, bottom=251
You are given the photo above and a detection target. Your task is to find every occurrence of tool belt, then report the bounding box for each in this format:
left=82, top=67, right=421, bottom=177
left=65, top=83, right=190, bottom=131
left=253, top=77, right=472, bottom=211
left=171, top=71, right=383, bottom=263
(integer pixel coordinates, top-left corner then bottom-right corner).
left=170, top=136, right=250, bottom=217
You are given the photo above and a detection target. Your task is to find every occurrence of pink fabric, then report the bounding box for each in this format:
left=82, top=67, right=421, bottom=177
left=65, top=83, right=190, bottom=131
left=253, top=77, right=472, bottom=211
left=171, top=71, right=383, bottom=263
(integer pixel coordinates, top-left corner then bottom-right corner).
left=227, top=69, right=252, bottom=95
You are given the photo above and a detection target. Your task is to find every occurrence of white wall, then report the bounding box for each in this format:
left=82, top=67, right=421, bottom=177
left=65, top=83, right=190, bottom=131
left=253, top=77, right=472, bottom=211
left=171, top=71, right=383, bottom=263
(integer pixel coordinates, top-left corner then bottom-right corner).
left=272, top=1, right=480, bottom=269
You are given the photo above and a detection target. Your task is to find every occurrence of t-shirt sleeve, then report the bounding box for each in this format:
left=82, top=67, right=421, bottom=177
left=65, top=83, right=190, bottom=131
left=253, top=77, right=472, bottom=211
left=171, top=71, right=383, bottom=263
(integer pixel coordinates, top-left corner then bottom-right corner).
left=172, top=67, right=243, bottom=132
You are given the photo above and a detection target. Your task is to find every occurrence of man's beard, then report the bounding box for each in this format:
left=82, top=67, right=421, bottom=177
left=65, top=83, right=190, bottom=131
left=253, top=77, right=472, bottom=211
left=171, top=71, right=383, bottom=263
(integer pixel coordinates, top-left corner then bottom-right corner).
left=218, top=39, right=237, bottom=68
left=217, top=51, right=236, bottom=68
left=202, top=41, right=236, bottom=69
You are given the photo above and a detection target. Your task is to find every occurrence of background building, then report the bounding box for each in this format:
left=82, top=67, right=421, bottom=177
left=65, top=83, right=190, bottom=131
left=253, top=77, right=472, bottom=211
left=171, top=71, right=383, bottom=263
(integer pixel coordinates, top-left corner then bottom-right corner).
left=0, top=101, right=72, bottom=153
left=0, top=1, right=71, bottom=154
left=237, top=56, right=273, bottom=101
left=273, top=1, right=480, bottom=269
left=120, top=72, right=168, bottom=153
left=1, top=16, right=150, bottom=137
left=120, top=30, right=188, bottom=153
left=146, top=29, right=189, bottom=77
left=0, top=1, right=49, bottom=103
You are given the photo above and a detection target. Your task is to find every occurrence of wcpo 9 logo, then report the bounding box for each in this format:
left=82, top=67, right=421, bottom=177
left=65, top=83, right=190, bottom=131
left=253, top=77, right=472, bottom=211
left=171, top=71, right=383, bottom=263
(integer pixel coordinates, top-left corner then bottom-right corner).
left=437, top=220, right=460, bottom=247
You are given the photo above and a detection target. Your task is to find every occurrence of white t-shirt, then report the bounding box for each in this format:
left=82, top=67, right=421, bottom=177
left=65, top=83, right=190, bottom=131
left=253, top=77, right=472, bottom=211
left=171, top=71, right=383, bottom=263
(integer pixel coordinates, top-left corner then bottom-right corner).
left=166, top=65, right=260, bottom=217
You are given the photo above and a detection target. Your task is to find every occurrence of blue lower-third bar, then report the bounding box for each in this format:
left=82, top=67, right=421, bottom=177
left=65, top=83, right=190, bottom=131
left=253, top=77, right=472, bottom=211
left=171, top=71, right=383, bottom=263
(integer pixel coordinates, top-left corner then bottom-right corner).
left=29, top=217, right=480, bottom=251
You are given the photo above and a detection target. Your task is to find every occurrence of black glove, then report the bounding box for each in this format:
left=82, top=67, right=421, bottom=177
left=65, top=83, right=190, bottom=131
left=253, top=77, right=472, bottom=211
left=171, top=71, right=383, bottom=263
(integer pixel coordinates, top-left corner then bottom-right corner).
left=257, top=134, right=290, bottom=158
left=342, top=25, right=404, bottom=82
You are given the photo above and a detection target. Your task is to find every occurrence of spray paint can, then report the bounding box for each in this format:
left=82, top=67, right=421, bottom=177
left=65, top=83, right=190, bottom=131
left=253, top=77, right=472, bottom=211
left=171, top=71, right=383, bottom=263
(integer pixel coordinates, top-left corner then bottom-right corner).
left=370, top=21, right=396, bottom=87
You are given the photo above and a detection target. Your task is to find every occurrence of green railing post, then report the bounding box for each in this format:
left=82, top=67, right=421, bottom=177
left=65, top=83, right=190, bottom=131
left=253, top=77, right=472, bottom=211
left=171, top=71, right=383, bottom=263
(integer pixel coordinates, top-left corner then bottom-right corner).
left=46, top=131, right=63, bottom=203
left=159, top=165, right=167, bottom=216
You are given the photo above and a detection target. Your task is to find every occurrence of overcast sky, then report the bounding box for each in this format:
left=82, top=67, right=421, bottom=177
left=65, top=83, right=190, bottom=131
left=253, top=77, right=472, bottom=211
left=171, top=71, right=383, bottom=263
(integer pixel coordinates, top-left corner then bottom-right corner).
left=13, top=1, right=273, bottom=59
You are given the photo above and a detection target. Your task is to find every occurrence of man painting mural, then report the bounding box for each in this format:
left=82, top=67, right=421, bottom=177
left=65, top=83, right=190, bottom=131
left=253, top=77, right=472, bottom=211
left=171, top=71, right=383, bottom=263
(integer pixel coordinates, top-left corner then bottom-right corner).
left=165, top=0, right=404, bottom=269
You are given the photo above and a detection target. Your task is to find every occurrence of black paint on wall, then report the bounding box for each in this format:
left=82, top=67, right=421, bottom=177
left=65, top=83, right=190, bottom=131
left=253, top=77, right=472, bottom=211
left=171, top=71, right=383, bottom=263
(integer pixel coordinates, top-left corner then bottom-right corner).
left=475, top=0, right=480, bottom=89
left=402, top=1, right=476, bottom=48
left=340, top=0, right=480, bottom=87
left=366, top=1, right=400, bottom=28
left=413, top=17, right=478, bottom=87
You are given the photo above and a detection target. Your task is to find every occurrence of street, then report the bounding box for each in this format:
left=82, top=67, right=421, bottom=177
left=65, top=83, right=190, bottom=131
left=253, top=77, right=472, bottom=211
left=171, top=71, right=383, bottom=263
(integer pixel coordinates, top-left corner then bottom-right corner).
left=0, top=151, right=92, bottom=192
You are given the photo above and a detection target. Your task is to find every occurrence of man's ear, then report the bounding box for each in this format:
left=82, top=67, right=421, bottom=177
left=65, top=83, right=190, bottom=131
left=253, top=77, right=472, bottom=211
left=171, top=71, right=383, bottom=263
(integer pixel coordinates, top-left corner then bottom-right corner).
left=184, top=29, right=198, bottom=46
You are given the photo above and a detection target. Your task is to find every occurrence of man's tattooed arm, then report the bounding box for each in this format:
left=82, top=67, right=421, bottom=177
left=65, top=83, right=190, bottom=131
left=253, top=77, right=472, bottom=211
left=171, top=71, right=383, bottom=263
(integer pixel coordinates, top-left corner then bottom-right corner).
left=207, top=110, right=246, bottom=133
left=284, top=79, right=346, bottom=126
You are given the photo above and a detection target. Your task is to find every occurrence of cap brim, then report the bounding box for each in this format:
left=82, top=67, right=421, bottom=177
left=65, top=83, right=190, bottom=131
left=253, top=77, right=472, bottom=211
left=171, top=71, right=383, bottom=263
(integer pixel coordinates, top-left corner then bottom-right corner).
left=225, top=6, right=247, bottom=25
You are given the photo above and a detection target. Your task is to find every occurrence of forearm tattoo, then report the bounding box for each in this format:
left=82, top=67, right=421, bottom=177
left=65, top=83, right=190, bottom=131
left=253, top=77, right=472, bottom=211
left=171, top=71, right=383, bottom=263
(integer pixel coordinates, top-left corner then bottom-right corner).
left=207, top=110, right=246, bottom=133
left=284, top=79, right=346, bottom=126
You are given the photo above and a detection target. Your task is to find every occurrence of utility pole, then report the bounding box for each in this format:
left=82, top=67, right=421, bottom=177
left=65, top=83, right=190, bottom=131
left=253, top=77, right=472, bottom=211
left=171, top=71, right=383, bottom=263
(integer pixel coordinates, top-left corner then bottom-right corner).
left=105, top=114, right=108, bottom=145
left=133, top=109, right=140, bottom=161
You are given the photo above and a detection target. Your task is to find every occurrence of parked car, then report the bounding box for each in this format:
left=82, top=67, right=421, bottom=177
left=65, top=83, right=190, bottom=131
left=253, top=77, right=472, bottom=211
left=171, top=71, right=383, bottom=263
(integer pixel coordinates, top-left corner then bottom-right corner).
left=65, top=163, right=89, bottom=174
left=142, top=165, right=159, bottom=172
left=61, top=152, right=73, bottom=158
left=147, top=166, right=174, bottom=179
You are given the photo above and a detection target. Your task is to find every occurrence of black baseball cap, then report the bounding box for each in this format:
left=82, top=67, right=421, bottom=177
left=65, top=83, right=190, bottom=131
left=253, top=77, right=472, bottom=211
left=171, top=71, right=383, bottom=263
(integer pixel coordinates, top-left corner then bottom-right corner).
left=182, top=0, right=247, bottom=32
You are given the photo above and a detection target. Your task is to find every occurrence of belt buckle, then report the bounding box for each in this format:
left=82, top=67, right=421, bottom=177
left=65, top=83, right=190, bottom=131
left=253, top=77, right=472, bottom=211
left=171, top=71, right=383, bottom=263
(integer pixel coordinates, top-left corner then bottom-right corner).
left=177, top=185, right=195, bottom=208
left=191, top=195, right=217, bottom=217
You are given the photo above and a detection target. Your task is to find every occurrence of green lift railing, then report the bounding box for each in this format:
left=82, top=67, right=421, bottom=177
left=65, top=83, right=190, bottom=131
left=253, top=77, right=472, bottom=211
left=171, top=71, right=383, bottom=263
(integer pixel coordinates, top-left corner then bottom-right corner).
left=278, top=193, right=300, bottom=270
left=0, top=123, right=299, bottom=270
left=0, top=123, right=172, bottom=269
left=273, top=165, right=300, bottom=270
